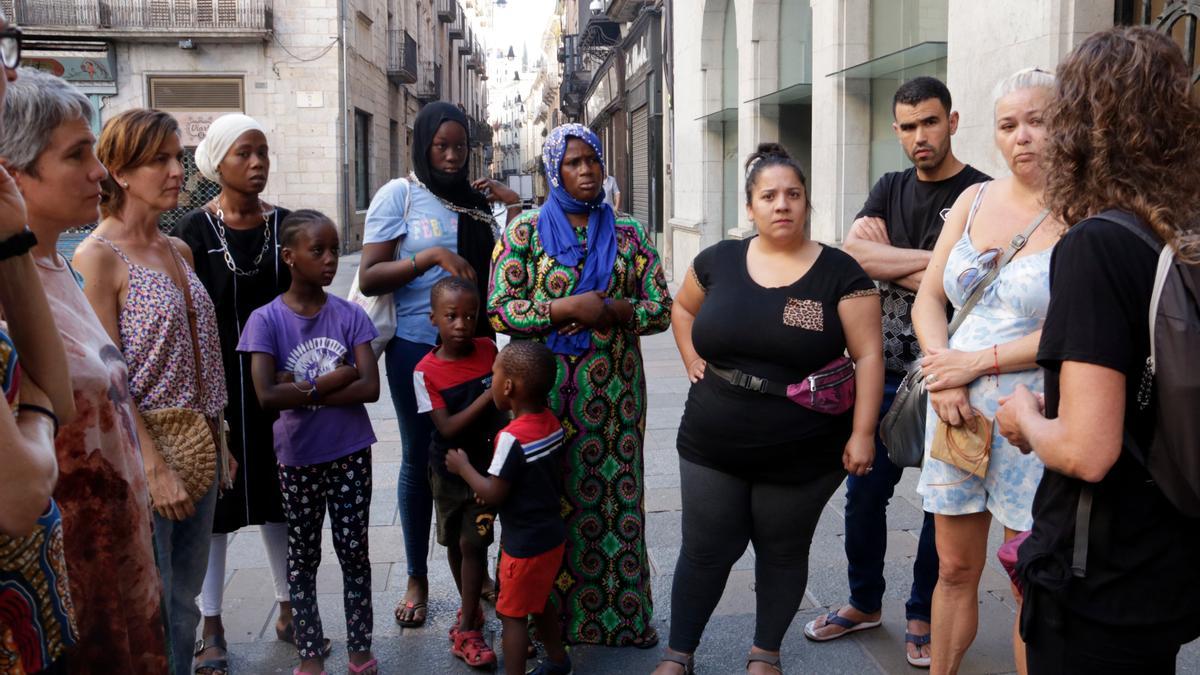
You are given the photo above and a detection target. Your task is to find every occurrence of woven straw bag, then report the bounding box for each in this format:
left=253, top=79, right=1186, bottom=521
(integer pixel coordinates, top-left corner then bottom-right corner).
left=143, top=407, right=216, bottom=503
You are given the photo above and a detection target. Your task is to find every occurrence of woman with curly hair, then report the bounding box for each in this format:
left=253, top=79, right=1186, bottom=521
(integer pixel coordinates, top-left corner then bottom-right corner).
left=996, top=26, right=1200, bottom=674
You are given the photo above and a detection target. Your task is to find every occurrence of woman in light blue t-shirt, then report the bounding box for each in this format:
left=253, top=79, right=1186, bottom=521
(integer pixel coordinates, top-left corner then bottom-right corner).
left=358, top=102, right=520, bottom=627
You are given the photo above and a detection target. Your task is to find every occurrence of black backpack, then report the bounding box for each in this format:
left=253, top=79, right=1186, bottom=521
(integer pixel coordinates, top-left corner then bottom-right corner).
left=1096, top=210, right=1200, bottom=517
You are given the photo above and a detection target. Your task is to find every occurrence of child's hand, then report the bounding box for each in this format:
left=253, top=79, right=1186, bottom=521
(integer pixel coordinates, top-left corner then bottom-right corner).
left=476, top=387, right=494, bottom=404
left=445, top=448, right=469, bottom=475
left=275, top=371, right=295, bottom=384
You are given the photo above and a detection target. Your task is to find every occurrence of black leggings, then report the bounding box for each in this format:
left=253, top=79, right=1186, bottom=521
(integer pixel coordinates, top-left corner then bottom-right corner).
left=668, top=457, right=845, bottom=653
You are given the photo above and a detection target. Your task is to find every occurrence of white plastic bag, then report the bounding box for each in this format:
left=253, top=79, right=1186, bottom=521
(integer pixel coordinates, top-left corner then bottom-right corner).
left=347, top=268, right=394, bottom=359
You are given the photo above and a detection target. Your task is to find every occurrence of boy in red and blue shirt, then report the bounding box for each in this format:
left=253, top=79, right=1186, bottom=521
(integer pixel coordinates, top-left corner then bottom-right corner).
left=446, top=340, right=570, bottom=675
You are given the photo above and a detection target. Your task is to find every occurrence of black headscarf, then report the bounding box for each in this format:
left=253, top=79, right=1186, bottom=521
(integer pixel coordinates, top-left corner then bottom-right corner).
left=412, top=102, right=496, bottom=337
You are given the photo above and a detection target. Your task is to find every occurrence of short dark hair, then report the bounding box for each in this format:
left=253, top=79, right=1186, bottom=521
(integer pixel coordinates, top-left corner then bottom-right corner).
left=744, top=142, right=809, bottom=208
left=499, top=340, right=555, bottom=402
left=430, top=275, right=479, bottom=308
left=892, top=76, right=952, bottom=118
left=279, top=209, right=335, bottom=247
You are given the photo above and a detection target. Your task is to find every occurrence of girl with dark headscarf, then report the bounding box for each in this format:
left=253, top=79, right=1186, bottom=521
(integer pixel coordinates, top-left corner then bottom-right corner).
left=359, top=102, right=521, bottom=627
left=488, top=123, right=672, bottom=647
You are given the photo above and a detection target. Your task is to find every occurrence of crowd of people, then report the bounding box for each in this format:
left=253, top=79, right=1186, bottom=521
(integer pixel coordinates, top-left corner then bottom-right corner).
left=1, top=15, right=1199, bottom=675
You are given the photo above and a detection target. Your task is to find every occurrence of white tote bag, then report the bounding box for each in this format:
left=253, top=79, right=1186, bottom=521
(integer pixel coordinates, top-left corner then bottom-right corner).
left=348, top=178, right=411, bottom=359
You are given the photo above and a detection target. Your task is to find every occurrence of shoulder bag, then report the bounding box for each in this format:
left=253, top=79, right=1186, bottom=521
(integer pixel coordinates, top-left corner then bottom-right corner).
left=879, top=201, right=1049, bottom=468
left=348, top=178, right=412, bottom=359
left=142, top=245, right=224, bottom=504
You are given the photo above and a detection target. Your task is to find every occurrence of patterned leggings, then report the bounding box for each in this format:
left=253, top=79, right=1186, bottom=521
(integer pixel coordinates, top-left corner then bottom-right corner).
left=278, top=448, right=374, bottom=659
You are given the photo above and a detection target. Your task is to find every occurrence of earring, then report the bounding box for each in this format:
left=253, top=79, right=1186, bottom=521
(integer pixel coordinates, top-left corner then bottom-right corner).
left=121, top=182, right=129, bottom=188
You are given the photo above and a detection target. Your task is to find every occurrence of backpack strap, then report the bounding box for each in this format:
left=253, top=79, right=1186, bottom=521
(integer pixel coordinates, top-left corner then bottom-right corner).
left=1091, top=209, right=1163, bottom=252
left=1071, top=486, right=1094, bottom=577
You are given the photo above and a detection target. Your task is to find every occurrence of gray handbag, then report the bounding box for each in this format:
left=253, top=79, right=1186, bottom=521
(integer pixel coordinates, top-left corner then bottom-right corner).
left=879, top=202, right=1049, bottom=468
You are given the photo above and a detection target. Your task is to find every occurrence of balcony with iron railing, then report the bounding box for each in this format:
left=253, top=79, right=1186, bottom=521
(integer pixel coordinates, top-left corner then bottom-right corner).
left=436, top=0, right=456, bottom=24
left=448, top=3, right=464, bottom=40
left=416, top=63, right=442, bottom=102
left=457, top=24, right=472, bottom=54
left=387, top=29, right=417, bottom=85
left=5, top=0, right=273, bottom=41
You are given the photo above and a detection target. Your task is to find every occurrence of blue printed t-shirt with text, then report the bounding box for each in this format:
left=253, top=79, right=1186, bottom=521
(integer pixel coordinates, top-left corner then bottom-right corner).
left=363, top=178, right=460, bottom=346
left=237, top=294, right=378, bottom=467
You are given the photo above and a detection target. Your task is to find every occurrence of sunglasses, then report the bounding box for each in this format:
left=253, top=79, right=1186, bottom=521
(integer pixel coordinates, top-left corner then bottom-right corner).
left=957, top=247, right=1002, bottom=294
left=0, top=28, right=21, bottom=70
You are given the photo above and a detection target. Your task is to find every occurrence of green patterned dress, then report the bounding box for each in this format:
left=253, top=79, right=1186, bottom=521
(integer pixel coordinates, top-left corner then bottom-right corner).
left=488, top=210, right=672, bottom=645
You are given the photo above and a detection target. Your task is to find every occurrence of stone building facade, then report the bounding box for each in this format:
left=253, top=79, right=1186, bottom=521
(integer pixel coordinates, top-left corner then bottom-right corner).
left=12, top=0, right=491, bottom=250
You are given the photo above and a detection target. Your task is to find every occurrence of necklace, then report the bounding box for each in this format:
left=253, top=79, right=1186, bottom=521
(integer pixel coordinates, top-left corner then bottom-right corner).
left=408, top=173, right=501, bottom=238
left=211, top=197, right=272, bottom=277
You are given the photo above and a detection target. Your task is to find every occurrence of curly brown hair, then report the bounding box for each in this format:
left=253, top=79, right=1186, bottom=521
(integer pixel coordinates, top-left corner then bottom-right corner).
left=1044, top=26, right=1200, bottom=260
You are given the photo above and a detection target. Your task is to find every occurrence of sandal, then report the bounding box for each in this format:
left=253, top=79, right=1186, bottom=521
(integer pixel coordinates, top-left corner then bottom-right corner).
left=452, top=629, right=498, bottom=669
left=905, top=632, right=932, bottom=669
left=194, top=634, right=229, bottom=675
left=347, top=657, right=378, bottom=674
left=633, top=626, right=660, bottom=649
left=656, top=650, right=695, bottom=675
left=802, top=608, right=882, bottom=642
left=449, top=606, right=487, bottom=642
left=394, top=600, right=428, bottom=628
left=275, top=622, right=334, bottom=657
left=746, top=651, right=783, bottom=674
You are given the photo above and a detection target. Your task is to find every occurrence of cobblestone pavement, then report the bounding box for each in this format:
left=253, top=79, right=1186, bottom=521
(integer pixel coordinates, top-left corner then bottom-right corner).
left=204, top=254, right=1199, bottom=674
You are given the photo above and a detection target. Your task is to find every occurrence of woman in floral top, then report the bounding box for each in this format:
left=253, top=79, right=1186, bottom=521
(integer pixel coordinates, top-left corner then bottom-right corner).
left=487, top=124, right=672, bottom=647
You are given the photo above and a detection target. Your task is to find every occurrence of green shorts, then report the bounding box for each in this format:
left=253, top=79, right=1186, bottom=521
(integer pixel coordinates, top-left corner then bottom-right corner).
left=430, top=467, right=496, bottom=549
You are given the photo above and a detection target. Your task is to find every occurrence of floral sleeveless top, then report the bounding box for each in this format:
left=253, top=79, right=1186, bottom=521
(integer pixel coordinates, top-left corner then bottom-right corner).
left=90, top=235, right=226, bottom=417
left=0, top=327, right=78, bottom=674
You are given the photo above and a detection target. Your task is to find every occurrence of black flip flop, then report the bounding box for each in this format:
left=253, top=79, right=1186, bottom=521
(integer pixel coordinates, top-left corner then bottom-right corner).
left=194, top=635, right=229, bottom=675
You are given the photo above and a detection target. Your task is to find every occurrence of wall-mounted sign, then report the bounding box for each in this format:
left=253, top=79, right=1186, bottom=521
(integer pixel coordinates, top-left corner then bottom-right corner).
left=174, top=111, right=223, bottom=147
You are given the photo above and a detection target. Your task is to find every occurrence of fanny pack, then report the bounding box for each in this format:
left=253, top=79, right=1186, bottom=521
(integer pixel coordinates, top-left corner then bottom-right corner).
left=706, top=356, right=855, bottom=415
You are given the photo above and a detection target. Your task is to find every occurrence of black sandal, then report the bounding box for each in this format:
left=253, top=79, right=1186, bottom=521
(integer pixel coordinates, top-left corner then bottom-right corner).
left=657, top=650, right=695, bottom=675
left=746, top=651, right=783, bottom=674
left=193, top=635, right=229, bottom=675
left=634, top=626, right=661, bottom=649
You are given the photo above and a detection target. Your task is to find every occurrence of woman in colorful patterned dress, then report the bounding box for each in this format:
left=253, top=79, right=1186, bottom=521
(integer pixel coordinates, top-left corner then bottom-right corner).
left=487, top=123, right=672, bottom=647
left=1, top=68, right=169, bottom=674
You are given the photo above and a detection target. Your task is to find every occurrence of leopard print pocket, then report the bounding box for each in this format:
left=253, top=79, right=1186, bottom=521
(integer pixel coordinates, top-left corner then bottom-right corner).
left=783, top=297, right=823, bottom=331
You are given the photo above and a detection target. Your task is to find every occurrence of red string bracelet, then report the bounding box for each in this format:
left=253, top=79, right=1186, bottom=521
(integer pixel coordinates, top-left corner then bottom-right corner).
left=992, top=344, right=1000, bottom=377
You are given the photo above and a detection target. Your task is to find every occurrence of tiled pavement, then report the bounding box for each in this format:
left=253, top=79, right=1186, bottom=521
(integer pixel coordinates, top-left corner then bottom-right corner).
left=205, top=254, right=1199, bottom=674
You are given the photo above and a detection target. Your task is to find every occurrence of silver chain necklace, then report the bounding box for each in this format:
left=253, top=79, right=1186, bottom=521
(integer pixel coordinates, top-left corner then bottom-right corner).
left=408, top=172, right=501, bottom=239
left=211, top=198, right=272, bottom=277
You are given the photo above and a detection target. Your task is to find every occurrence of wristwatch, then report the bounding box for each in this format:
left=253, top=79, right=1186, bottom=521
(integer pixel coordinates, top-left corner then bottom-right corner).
left=0, top=226, right=37, bottom=262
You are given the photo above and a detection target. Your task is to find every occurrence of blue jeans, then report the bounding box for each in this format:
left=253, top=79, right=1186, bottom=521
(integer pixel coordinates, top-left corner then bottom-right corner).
left=153, top=482, right=217, bottom=675
left=385, top=335, right=435, bottom=577
left=843, top=373, right=938, bottom=623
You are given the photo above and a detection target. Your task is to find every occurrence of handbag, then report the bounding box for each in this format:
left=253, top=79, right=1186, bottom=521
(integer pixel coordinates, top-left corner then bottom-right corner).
left=879, top=199, right=1049, bottom=468
left=348, top=178, right=412, bottom=359
left=143, top=244, right=222, bottom=504
left=707, top=355, right=856, bottom=415
left=928, top=411, right=993, bottom=481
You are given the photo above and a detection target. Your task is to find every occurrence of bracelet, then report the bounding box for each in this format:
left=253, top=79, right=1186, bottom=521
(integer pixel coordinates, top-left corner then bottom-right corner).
left=992, top=344, right=1000, bottom=377
left=410, top=254, right=419, bottom=276
left=290, top=380, right=315, bottom=396
left=0, top=227, right=37, bottom=262
left=305, top=375, right=320, bottom=401
left=16, top=403, right=59, bottom=436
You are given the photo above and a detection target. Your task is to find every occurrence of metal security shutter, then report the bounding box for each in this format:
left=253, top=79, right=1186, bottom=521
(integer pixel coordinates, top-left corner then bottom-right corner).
left=149, top=77, right=243, bottom=111
left=631, top=106, right=649, bottom=224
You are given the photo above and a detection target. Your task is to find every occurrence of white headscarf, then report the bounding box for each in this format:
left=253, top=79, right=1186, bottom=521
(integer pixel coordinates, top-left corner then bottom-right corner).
left=194, top=113, right=265, bottom=183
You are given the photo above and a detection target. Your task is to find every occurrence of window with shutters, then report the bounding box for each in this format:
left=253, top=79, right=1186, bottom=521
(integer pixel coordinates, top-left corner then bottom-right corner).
left=631, top=105, right=650, bottom=227
left=148, top=77, right=244, bottom=111
left=355, top=109, right=373, bottom=211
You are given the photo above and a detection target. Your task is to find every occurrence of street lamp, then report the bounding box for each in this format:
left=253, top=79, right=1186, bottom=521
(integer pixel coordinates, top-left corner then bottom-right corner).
left=506, top=46, right=515, bottom=60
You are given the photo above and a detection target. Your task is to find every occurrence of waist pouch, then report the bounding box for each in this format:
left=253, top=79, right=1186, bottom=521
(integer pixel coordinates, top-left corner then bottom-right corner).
left=707, top=356, right=855, bottom=415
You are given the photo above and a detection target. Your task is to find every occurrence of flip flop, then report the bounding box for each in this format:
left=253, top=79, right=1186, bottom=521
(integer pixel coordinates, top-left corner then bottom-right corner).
left=394, top=600, right=428, bottom=628
left=905, top=632, right=932, bottom=668
left=275, top=622, right=333, bottom=657
left=348, top=657, right=378, bottom=674
left=802, top=609, right=882, bottom=642
left=746, top=651, right=783, bottom=674
left=633, top=626, right=660, bottom=650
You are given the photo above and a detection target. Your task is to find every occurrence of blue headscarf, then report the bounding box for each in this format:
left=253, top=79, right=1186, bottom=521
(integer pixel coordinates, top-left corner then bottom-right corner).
left=539, top=123, right=618, bottom=356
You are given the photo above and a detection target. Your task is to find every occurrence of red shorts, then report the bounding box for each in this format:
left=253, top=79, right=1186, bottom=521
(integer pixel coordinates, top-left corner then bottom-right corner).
left=495, top=543, right=565, bottom=618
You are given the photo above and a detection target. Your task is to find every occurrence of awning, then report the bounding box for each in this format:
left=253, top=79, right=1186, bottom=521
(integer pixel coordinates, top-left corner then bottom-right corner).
left=694, top=107, right=737, bottom=123
left=746, top=82, right=813, bottom=105
left=827, top=41, right=947, bottom=79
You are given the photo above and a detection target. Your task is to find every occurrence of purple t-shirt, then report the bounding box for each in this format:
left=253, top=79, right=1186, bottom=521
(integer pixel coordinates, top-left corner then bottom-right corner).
left=237, top=294, right=378, bottom=467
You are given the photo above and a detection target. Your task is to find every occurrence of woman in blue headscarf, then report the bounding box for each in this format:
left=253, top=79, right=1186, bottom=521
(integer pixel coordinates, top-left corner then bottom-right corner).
left=488, top=124, right=672, bottom=646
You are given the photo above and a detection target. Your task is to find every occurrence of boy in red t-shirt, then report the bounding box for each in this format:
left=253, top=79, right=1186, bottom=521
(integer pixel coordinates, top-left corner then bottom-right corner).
left=446, top=340, right=570, bottom=675
left=414, top=277, right=508, bottom=668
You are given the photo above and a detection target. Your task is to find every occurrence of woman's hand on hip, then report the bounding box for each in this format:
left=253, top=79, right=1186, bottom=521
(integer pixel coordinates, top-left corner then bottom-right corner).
left=685, top=357, right=706, bottom=383
left=472, top=178, right=520, bottom=206
left=146, top=459, right=196, bottom=521
left=424, top=247, right=476, bottom=281
left=929, top=386, right=975, bottom=429
left=921, top=346, right=985, bottom=392
left=843, top=432, right=875, bottom=476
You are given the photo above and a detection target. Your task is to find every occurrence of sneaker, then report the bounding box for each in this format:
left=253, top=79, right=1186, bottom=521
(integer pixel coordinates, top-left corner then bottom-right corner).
left=527, top=653, right=572, bottom=675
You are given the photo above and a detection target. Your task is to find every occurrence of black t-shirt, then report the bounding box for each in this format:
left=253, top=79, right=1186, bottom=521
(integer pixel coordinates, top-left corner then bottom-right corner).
left=1019, top=217, right=1200, bottom=634
left=857, top=165, right=990, bottom=373
left=489, top=410, right=567, bottom=557
left=676, top=238, right=876, bottom=483
left=414, top=338, right=508, bottom=479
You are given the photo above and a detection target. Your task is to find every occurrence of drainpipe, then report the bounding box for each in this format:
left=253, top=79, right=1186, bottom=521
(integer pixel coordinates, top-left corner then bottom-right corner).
left=338, top=0, right=352, bottom=245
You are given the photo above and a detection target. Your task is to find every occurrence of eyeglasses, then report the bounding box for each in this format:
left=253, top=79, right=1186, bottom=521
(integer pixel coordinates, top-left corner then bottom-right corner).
left=957, top=247, right=1002, bottom=294
left=0, top=28, right=21, bottom=70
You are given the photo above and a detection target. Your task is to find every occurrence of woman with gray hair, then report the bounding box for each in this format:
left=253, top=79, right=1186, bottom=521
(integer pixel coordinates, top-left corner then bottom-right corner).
left=172, top=113, right=304, bottom=673
left=911, top=67, right=1061, bottom=674
left=0, top=67, right=169, bottom=673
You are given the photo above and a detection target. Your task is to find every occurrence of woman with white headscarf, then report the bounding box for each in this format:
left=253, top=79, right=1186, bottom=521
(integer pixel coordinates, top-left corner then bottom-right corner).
left=172, top=113, right=312, bottom=674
